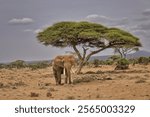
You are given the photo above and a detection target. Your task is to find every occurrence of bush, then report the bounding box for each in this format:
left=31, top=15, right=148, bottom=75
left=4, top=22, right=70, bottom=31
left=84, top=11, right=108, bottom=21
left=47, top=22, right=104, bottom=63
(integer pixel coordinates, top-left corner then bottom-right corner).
left=92, top=59, right=100, bottom=67
left=7, top=60, right=27, bottom=69
left=0, top=64, right=6, bottom=69
left=28, top=61, right=49, bottom=70
left=109, top=55, right=121, bottom=62
left=138, top=57, right=149, bottom=65
left=104, top=60, right=114, bottom=65
left=115, top=58, right=129, bottom=70
left=128, top=58, right=138, bottom=66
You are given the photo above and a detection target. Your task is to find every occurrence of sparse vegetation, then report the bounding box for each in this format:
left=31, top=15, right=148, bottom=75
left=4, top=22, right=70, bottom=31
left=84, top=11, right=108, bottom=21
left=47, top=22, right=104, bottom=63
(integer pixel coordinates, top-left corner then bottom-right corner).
left=115, top=58, right=129, bottom=70
left=109, top=55, right=121, bottom=62
left=0, top=63, right=150, bottom=99
left=0, top=60, right=50, bottom=70
left=9, top=60, right=27, bottom=69
left=138, top=57, right=149, bottom=65
left=93, top=59, right=100, bottom=67
left=104, top=59, right=114, bottom=65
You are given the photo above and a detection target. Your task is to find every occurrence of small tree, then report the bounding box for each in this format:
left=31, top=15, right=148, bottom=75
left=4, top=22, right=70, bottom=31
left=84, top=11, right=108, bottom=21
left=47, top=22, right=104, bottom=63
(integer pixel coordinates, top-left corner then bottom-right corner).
left=37, top=22, right=141, bottom=73
left=114, top=46, right=140, bottom=58
left=9, top=60, right=26, bottom=69
left=92, top=59, right=100, bottom=67
left=138, top=57, right=149, bottom=65
left=0, top=63, right=5, bottom=69
left=115, top=58, right=130, bottom=70
left=109, top=55, right=121, bottom=62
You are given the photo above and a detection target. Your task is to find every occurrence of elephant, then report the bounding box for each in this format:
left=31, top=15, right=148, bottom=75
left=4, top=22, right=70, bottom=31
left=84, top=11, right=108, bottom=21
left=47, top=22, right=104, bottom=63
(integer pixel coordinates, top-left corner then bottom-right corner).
left=52, top=55, right=76, bottom=85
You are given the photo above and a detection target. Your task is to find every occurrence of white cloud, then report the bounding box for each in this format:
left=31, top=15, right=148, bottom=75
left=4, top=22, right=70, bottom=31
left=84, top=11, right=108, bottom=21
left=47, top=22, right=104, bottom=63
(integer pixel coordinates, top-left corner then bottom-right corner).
left=85, top=14, right=113, bottom=24
left=142, top=9, right=150, bottom=16
left=85, top=14, right=129, bottom=27
left=23, top=29, right=43, bottom=34
left=34, top=29, right=43, bottom=34
left=86, top=14, right=99, bottom=19
left=33, top=24, right=51, bottom=34
left=8, top=18, right=34, bottom=25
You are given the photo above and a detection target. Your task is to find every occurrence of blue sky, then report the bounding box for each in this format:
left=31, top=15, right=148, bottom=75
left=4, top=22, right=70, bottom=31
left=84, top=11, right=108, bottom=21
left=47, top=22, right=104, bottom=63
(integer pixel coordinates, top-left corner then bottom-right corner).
left=0, top=0, right=150, bottom=62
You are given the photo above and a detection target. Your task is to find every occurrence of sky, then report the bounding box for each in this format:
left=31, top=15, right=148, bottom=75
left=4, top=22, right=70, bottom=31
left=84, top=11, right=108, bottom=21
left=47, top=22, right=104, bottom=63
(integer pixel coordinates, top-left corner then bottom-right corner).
left=0, top=0, right=150, bottom=62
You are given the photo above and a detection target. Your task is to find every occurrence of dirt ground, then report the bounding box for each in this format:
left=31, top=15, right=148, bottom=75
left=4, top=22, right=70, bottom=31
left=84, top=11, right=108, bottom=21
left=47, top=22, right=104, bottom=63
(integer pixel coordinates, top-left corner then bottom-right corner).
left=0, top=64, right=150, bottom=100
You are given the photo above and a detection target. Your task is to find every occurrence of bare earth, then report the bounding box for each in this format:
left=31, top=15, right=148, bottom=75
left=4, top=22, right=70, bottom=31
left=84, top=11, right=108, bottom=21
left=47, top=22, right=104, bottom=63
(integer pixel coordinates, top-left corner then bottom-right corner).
left=0, top=64, right=150, bottom=100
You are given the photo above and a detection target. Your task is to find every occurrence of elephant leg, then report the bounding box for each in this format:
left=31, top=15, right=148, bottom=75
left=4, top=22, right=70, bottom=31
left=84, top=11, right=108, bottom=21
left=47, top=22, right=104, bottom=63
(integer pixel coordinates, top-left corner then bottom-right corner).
left=65, top=68, right=68, bottom=84
left=68, top=70, right=71, bottom=84
left=53, top=67, right=59, bottom=85
left=57, top=71, right=61, bottom=85
left=65, top=68, right=71, bottom=84
left=57, top=67, right=63, bottom=85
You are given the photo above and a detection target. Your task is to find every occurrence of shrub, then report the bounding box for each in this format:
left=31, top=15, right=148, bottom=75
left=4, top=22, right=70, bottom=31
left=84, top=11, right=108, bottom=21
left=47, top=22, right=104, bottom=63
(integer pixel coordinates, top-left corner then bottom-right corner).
left=109, top=55, right=121, bottom=62
left=128, top=58, right=138, bottom=66
left=115, top=58, right=129, bottom=70
left=104, top=60, right=114, bottom=65
left=92, top=59, right=100, bottom=67
left=0, top=64, right=5, bottom=69
left=28, top=61, right=49, bottom=70
left=138, top=57, right=149, bottom=65
left=98, top=60, right=105, bottom=65
left=8, top=60, right=27, bottom=69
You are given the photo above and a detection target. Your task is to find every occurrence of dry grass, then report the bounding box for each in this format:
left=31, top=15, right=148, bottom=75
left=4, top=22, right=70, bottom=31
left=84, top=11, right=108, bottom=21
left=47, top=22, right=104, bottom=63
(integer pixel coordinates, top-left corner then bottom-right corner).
left=0, top=65, right=150, bottom=100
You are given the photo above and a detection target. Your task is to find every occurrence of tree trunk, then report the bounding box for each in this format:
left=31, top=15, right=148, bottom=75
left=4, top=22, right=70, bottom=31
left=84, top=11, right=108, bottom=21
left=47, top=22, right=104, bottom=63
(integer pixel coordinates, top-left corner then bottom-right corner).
left=76, top=60, right=85, bottom=74
left=72, top=44, right=111, bottom=74
left=76, top=64, right=83, bottom=74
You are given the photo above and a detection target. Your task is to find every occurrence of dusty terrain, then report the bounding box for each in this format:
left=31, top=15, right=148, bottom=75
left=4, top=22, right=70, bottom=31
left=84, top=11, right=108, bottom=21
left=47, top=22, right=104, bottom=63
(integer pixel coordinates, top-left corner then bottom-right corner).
left=0, top=64, right=150, bottom=100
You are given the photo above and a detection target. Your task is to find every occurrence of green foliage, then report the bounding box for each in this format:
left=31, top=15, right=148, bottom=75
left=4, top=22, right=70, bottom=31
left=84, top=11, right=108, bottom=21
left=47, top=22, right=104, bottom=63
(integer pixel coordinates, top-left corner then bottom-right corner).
left=115, top=58, right=129, bottom=70
left=28, top=61, right=49, bottom=70
left=9, top=60, right=27, bottom=69
left=105, top=28, right=141, bottom=46
left=37, top=21, right=107, bottom=47
left=138, top=57, right=149, bottom=65
left=104, top=60, right=114, bottom=65
left=128, top=58, right=138, bottom=65
left=109, top=55, right=121, bottom=62
left=0, top=63, right=5, bottom=69
left=0, top=60, right=50, bottom=70
left=37, top=21, right=140, bottom=48
left=92, top=59, right=100, bottom=67
left=37, top=21, right=141, bottom=73
left=98, top=60, right=106, bottom=65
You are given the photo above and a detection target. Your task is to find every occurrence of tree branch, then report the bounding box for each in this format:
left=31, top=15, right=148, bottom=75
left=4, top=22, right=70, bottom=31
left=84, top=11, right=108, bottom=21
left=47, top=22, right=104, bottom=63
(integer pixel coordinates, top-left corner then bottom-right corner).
left=72, top=45, right=82, bottom=60
left=82, top=46, right=89, bottom=61
left=85, top=45, right=111, bottom=62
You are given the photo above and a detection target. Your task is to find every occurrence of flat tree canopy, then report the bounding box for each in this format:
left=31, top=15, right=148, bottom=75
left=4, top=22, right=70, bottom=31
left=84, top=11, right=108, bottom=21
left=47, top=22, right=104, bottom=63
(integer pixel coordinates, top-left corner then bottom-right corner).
left=37, top=21, right=141, bottom=73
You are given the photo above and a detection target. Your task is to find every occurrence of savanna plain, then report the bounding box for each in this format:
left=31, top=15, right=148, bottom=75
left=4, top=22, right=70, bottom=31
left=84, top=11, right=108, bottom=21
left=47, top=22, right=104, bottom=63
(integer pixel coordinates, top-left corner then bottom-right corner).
left=0, top=64, right=150, bottom=100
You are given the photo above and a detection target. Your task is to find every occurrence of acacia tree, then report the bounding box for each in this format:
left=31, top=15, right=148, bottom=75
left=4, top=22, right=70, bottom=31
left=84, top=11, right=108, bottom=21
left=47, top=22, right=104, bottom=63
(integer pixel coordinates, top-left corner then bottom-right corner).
left=37, top=22, right=141, bottom=73
left=114, top=46, right=140, bottom=58
left=108, top=28, right=141, bottom=58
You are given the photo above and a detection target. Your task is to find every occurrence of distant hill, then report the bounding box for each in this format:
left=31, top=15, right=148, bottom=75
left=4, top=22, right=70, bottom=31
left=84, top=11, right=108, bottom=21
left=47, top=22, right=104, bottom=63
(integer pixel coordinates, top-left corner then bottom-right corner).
left=25, top=60, right=51, bottom=64
left=90, top=50, right=150, bottom=61
left=127, top=50, right=150, bottom=58
left=1, top=50, right=150, bottom=64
